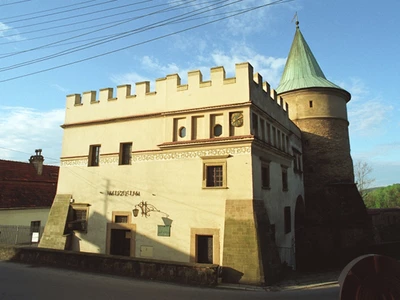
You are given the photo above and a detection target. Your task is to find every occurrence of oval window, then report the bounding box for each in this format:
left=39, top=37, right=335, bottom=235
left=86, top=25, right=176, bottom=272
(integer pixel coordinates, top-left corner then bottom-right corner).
left=214, top=124, right=222, bottom=137
left=179, top=126, right=186, bottom=138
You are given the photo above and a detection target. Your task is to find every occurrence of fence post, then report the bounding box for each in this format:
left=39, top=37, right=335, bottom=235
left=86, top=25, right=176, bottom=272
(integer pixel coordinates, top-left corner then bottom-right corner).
left=15, top=226, right=19, bottom=245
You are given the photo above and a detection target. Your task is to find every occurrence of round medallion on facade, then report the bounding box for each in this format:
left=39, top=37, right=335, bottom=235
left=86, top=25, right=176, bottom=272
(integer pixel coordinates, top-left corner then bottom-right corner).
left=231, top=112, right=243, bottom=127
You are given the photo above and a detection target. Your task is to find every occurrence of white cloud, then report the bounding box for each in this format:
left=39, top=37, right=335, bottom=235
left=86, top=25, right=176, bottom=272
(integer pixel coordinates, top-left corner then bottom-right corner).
left=110, top=71, right=149, bottom=85
left=110, top=46, right=286, bottom=92
left=168, top=0, right=295, bottom=36
left=209, top=45, right=286, bottom=86
left=0, top=106, right=64, bottom=164
left=347, top=78, right=393, bottom=135
left=141, top=56, right=181, bottom=75
left=0, top=22, right=24, bottom=41
left=51, top=84, right=69, bottom=94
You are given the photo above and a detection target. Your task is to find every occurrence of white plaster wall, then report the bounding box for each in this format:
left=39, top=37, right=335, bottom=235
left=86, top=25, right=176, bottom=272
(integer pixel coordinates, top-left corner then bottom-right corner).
left=0, top=208, right=50, bottom=226
left=57, top=146, right=253, bottom=262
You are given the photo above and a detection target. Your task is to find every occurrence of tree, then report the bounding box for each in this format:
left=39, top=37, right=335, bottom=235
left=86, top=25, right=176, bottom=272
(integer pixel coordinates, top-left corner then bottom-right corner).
left=365, top=184, right=400, bottom=208
left=354, top=160, right=375, bottom=199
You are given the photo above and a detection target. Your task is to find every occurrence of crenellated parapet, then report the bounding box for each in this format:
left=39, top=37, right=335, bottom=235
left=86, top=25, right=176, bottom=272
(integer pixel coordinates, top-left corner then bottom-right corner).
left=64, top=63, right=289, bottom=125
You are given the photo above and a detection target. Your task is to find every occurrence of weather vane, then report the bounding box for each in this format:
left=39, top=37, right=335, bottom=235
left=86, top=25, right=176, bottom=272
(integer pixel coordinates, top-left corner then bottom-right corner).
left=291, top=12, right=299, bottom=27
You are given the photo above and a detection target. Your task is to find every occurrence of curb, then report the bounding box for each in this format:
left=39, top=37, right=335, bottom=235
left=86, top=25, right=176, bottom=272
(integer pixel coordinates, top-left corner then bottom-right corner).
left=217, top=281, right=339, bottom=292
left=217, top=283, right=266, bottom=292
left=275, top=281, right=339, bottom=291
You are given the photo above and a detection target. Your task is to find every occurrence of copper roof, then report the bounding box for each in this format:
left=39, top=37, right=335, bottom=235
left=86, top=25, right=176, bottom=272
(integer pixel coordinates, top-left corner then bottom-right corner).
left=0, top=160, right=59, bottom=209
left=276, top=23, right=348, bottom=96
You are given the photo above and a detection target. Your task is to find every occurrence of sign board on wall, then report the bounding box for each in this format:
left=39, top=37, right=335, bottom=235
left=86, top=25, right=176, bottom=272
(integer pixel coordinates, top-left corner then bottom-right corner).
left=157, top=225, right=171, bottom=237
left=31, top=232, right=39, bottom=243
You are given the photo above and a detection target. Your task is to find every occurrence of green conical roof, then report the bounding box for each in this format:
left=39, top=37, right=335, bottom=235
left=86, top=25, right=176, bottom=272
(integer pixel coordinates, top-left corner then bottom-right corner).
left=276, top=23, right=345, bottom=94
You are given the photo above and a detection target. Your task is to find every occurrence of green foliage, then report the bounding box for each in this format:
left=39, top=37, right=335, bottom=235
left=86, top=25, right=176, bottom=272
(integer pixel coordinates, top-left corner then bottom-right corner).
left=364, top=184, right=400, bottom=208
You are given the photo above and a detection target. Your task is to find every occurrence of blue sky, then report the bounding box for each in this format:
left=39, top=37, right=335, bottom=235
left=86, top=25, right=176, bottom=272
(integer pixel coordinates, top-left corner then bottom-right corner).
left=0, top=0, right=398, bottom=187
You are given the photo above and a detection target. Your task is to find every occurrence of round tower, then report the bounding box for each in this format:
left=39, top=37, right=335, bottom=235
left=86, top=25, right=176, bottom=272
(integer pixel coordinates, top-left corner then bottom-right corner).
left=276, top=21, right=354, bottom=198
left=276, top=22, right=372, bottom=269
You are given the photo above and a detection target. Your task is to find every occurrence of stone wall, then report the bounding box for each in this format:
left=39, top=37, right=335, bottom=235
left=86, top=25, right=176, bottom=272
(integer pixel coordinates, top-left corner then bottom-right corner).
left=368, top=208, right=400, bottom=243
left=0, top=246, right=219, bottom=286
left=222, top=199, right=282, bottom=285
left=297, top=118, right=354, bottom=196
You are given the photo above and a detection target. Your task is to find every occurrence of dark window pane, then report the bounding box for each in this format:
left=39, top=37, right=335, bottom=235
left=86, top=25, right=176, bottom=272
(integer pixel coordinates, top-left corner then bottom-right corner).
left=115, top=216, right=128, bottom=223
left=282, top=169, right=288, bottom=190
left=30, top=221, right=41, bottom=233
left=120, top=143, right=132, bottom=165
left=284, top=207, right=291, bottom=234
left=179, top=127, right=186, bottom=138
left=206, top=165, right=223, bottom=187
left=262, top=165, right=270, bottom=188
left=214, top=124, right=222, bottom=137
left=89, top=145, right=100, bottom=166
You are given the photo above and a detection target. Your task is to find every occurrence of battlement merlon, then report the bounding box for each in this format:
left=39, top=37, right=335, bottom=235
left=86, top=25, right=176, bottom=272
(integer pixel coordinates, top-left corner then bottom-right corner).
left=64, top=62, right=289, bottom=124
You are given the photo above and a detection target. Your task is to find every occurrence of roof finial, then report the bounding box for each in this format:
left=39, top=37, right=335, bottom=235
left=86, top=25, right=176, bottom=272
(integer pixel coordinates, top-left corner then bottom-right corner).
left=291, top=12, right=299, bottom=28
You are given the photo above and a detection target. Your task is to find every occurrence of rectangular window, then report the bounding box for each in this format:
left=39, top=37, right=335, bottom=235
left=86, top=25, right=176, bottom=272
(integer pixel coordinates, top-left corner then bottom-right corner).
left=260, top=119, right=265, bottom=141
left=309, top=100, right=313, bottom=108
left=206, top=166, right=223, bottom=187
left=266, top=123, right=271, bottom=143
left=115, top=216, right=128, bottom=223
left=68, top=206, right=89, bottom=233
left=277, top=130, right=281, bottom=149
left=30, top=221, right=41, bottom=233
left=272, top=127, right=277, bottom=147
left=282, top=167, right=288, bottom=191
left=89, top=145, right=100, bottom=167
left=261, top=164, right=270, bottom=189
left=202, top=157, right=228, bottom=188
left=252, top=113, right=258, bottom=137
left=270, top=224, right=276, bottom=242
left=284, top=206, right=291, bottom=234
left=119, top=142, right=132, bottom=165
left=293, top=149, right=302, bottom=173
left=286, top=136, right=289, bottom=153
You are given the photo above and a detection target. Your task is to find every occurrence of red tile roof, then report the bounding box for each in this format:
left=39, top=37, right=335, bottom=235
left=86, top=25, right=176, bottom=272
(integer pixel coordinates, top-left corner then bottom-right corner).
left=0, top=159, right=59, bottom=209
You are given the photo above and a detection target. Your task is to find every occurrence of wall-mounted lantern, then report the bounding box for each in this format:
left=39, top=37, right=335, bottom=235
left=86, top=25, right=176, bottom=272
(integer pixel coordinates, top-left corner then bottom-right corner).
left=133, top=201, right=168, bottom=218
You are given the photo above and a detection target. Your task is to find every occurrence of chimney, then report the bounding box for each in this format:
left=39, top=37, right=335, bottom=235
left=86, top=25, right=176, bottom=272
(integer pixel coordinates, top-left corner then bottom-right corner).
left=29, top=149, right=44, bottom=175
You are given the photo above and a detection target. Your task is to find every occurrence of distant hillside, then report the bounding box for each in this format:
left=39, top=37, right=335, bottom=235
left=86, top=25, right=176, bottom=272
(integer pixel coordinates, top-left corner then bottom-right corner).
left=363, top=184, right=400, bottom=208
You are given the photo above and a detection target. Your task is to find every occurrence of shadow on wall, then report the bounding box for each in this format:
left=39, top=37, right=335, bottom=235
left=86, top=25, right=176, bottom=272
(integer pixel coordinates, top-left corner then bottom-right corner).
left=64, top=210, right=244, bottom=283
left=67, top=210, right=190, bottom=263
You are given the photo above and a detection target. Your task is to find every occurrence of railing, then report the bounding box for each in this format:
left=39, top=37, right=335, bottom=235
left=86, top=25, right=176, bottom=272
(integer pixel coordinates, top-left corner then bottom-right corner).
left=0, top=225, right=44, bottom=245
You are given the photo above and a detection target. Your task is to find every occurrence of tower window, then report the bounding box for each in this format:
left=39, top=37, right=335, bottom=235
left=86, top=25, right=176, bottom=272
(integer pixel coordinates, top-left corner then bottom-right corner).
left=309, top=100, right=313, bottom=108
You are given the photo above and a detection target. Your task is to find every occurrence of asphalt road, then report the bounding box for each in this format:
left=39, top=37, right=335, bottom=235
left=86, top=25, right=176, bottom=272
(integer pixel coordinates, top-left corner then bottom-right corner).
left=0, top=261, right=340, bottom=300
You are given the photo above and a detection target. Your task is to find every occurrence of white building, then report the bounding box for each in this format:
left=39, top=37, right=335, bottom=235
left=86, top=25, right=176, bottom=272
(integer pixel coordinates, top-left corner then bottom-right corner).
left=40, top=63, right=304, bottom=284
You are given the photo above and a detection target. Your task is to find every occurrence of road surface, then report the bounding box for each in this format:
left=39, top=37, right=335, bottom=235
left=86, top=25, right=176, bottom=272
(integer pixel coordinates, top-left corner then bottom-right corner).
left=0, top=261, right=340, bottom=299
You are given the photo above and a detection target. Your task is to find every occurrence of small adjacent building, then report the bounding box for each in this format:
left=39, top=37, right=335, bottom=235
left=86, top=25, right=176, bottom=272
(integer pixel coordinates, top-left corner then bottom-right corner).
left=0, top=150, right=59, bottom=244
